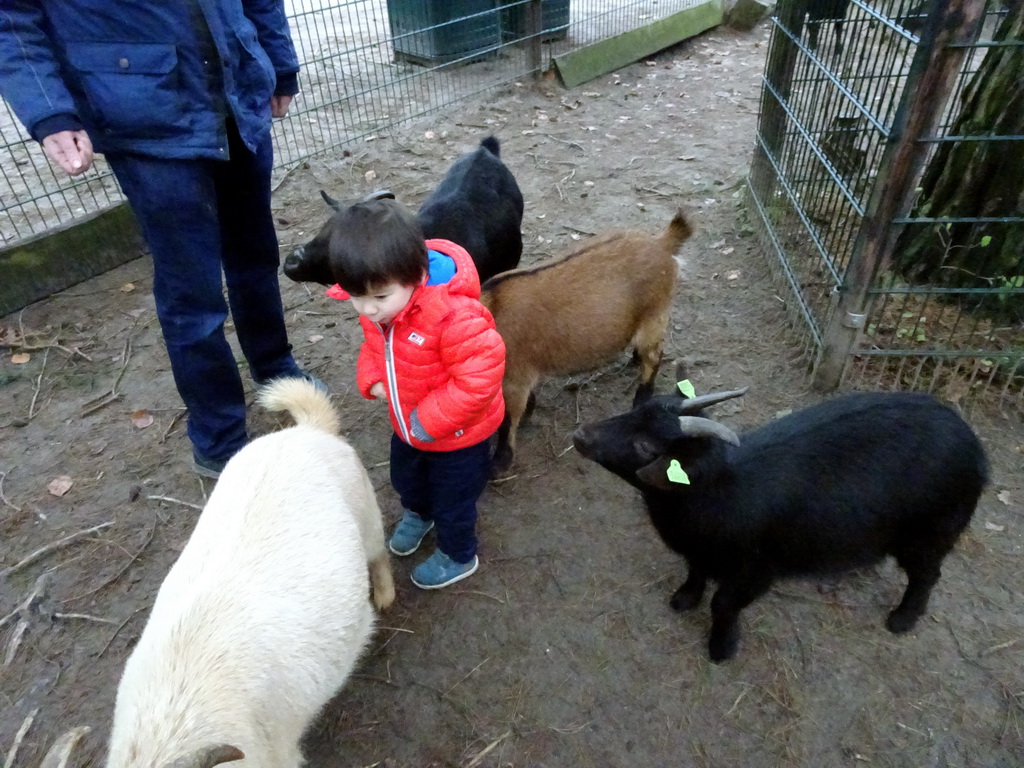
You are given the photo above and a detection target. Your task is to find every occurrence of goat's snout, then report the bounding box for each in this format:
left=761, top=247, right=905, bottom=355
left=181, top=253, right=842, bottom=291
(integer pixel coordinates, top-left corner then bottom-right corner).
left=571, top=426, right=594, bottom=457
left=283, top=248, right=305, bottom=277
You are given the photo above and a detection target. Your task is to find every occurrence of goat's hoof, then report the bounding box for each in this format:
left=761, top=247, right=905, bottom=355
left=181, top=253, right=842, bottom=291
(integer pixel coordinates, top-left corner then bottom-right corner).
left=707, top=636, right=739, bottom=664
left=669, top=589, right=702, bottom=612
left=885, top=609, right=920, bottom=634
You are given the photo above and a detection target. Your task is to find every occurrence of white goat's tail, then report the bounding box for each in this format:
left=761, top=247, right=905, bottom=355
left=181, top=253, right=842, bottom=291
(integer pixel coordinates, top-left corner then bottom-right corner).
left=257, top=378, right=339, bottom=435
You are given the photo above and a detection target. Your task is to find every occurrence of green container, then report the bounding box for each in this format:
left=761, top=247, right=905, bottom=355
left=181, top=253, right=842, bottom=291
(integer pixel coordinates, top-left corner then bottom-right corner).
left=387, top=0, right=500, bottom=66
left=500, top=0, right=570, bottom=42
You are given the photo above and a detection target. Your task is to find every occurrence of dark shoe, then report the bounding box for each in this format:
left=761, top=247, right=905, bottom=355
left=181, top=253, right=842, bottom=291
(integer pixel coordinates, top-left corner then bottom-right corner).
left=193, top=451, right=229, bottom=480
left=256, top=369, right=329, bottom=394
left=411, top=550, right=479, bottom=589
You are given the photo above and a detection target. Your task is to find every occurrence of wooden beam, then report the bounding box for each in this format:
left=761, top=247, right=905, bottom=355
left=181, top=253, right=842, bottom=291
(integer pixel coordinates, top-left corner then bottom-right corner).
left=0, top=203, right=144, bottom=317
left=552, top=0, right=723, bottom=89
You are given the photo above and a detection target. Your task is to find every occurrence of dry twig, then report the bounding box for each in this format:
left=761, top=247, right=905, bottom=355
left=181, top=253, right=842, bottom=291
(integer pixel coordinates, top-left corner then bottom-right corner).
left=464, top=730, right=511, bottom=768
left=28, top=346, right=50, bottom=420
left=80, top=337, right=133, bottom=417
left=0, top=521, right=114, bottom=580
left=96, top=607, right=145, bottom=658
left=160, top=409, right=187, bottom=443
left=39, top=726, right=91, bottom=768
left=0, top=574, right=50, bottom=632
left=2, top=619, right=29, bottom=667
left=2, top=707, right=39, bottom=768
left=64, top=520, right=157, bottom=603
left=146, top=494, right=202, bottom=511
left=53, top=612, right=116, bottom=624
left=0, top=471, right=22, bottom=513
left=444, top=657, right=489, bottom=696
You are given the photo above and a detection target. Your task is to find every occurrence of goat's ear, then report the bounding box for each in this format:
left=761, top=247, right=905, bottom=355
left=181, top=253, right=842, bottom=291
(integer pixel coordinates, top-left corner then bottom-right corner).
left=635, top=457, right=685, bottom=491
left=320, top=189, right=342, bottom=211
left=164, top=744, right=245, bottom=768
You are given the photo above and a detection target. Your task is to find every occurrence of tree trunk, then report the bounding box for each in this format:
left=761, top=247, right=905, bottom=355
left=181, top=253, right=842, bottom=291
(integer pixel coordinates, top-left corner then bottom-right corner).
left=893, top=1, right=1024, bottom=313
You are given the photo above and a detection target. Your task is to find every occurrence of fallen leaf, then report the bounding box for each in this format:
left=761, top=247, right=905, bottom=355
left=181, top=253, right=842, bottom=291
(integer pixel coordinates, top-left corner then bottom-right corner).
left=47, top=476, right=73, bottom=497
left=131, top=410, right=155, bottom=429
left=710, top=239, right=726, bottom=249
left=308, top=334, right=324, bottom=343
left=726, top=270, right=741, bottom=280
left=11, top=352, right=30, bottom=364
left=119, top=282, right=136, bottom=293
left=984, top=521, right=1005, bottom=532
left=364, top=170, right=377, bottom=182
left=722, top=247, right=735, bottom=255
left=997, top=490, right=1014, bottom=506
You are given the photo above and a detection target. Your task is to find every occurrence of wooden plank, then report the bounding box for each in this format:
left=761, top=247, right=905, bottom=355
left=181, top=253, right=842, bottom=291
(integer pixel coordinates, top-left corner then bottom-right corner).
left=552, top=0, right=723, bottom=89
left=0, top=203, right=144, bottom=318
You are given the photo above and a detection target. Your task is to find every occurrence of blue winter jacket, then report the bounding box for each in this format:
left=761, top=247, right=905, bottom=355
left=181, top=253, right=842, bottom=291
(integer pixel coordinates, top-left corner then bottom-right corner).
left=0, top=0, right=299, bottom=159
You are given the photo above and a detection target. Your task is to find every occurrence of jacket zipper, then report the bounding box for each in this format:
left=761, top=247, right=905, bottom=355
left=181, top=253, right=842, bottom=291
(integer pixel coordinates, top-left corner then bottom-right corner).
left=381, top=324, right=411, bottom=444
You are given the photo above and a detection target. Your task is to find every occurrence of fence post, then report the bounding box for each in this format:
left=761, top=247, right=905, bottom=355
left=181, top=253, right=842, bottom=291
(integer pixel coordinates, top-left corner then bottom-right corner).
left=527, top=0, right=543, bottom=76
left=812, top=0, right=986, bottom=390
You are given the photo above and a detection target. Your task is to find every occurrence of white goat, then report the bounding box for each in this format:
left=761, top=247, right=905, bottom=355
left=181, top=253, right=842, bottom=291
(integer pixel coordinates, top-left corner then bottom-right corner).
left=105, top=378, right=395, bottom=768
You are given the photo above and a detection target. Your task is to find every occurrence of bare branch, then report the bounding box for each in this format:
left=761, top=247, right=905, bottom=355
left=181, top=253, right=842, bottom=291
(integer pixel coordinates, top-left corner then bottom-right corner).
left=0, top=522, right=114, bottom=580
left=2, top=707, right=39, bottom=768
left=39, top=726, right=91, bottom=768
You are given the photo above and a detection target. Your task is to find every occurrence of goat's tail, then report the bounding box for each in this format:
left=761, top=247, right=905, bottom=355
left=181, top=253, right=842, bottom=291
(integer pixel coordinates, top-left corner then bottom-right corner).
left=662, top=208, right=694, bottom=248
left=481, top=135, right=501, bottom=157
left=258, top=378, right=339, bottom=435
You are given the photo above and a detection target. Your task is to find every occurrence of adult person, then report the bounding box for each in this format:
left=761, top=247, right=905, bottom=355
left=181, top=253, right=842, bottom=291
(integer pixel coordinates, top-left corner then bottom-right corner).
left=0, top=0, right=323, bottom=478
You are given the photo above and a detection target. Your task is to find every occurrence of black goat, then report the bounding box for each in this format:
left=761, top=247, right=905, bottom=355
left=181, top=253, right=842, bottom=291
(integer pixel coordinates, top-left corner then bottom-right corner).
left=283, top=136, right=523, bottom=286
left=573, top=385, right=988, bottom=662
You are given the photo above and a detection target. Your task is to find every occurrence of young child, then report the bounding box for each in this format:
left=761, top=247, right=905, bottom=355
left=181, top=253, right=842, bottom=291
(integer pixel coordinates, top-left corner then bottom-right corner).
left=325, top=198, right=505, bottom=589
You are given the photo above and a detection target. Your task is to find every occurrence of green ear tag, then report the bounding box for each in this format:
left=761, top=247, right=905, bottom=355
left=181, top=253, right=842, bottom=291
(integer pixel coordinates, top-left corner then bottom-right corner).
left=667, top=459, right=690, bottom=484
left=677, top=379, right=696, bottom=399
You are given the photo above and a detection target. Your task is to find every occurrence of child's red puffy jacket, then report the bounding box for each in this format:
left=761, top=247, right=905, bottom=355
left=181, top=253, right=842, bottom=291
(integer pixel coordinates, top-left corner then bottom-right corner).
left=328, top=239, right=506, bottom=451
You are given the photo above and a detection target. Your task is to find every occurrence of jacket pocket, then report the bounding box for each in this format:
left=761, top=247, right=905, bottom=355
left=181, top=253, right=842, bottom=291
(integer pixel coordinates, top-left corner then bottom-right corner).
left=65, top=42, right=187, bottom=136
left=231, top=27, right=275, bottom=108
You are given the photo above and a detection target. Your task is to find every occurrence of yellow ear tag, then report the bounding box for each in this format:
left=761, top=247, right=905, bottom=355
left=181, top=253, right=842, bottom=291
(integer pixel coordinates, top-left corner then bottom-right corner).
left=677, top=379, right=696, bottom=399
left=667, top=459, right=691, bottom=484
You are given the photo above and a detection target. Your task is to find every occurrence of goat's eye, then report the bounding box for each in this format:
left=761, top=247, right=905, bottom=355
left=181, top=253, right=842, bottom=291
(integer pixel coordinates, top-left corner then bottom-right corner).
left=634, top=438, right=658, bottom=461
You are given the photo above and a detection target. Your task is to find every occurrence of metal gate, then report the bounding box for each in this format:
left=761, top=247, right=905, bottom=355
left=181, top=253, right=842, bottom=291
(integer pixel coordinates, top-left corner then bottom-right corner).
left=748, top=0, right=1024, bottom=410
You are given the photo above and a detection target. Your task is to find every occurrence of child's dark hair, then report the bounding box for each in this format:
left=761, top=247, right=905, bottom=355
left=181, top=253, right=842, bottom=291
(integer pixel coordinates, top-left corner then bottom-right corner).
left=328, top=199, right=428, bottom=295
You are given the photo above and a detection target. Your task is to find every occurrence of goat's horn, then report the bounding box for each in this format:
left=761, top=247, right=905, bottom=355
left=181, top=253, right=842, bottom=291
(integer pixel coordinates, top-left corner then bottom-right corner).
left=165, top=744, right=245, bottom=768
left=677, top=416, right=740, bottom=446
left=677, top=387, right=749, bottom=414
left=673, top=359, right=688, bottom=384
left=40, top=726, right=91, bottom=768
left=320, top=189, right=342, bottom=211
left=362, top=189, right=396, bottom=202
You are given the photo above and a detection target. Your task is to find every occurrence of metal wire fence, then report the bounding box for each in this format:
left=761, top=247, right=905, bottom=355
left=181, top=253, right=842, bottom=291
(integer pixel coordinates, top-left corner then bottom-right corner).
left=748, top=0, right=1024, bottom=410
left=0, top=0, right=701, bottom=250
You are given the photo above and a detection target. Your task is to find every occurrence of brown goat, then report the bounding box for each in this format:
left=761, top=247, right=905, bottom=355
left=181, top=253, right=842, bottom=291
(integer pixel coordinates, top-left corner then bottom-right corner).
left=481, top=209, right=692, bottom=476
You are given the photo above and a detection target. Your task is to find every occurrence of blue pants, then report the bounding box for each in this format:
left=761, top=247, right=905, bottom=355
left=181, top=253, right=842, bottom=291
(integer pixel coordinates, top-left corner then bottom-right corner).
left=390, top=435, right=492, bottom=563
left=108, top=123, right=298, bottom=462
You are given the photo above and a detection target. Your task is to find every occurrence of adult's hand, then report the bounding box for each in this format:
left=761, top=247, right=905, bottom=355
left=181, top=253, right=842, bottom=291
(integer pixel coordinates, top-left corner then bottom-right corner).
left=270, top=94, right=294, bottom=118
left=42, top=130, right=93, bottom=175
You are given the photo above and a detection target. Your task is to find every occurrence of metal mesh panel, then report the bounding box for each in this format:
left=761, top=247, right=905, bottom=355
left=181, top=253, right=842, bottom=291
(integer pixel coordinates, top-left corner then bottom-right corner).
left=749, top=0, right=1023, bottom=410
left=1, top=0, right=700, bottom=248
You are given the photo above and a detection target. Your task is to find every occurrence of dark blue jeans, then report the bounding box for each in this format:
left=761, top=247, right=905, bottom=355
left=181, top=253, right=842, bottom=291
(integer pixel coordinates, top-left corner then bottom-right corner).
left=390, top=434, right=492, bottom=563
left=108, top=123, right=298, bottom=463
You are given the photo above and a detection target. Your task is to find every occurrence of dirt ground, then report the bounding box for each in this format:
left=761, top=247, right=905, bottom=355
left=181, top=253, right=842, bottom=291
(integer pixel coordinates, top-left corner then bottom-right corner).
left=2, top=22, right=1023, bottom=768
